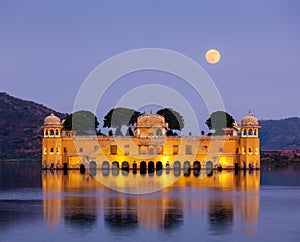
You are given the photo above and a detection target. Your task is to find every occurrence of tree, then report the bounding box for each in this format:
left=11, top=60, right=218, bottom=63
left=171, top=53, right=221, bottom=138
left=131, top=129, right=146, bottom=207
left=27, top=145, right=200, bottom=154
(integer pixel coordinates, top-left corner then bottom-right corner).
left=63, top=110, right=99, bottom=135
left=156, top=108, right=184, bottom=133
left=103, top=107, right=140, bottom=136
left=126, top=127, right=134, bottom=136
left=205, top=111, right=235, bottom=135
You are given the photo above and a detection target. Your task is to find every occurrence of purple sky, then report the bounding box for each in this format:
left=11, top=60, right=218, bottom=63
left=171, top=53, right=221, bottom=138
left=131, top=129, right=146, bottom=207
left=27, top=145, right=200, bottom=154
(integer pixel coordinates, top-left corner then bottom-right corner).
left=1, top=0, right=299, bottom=133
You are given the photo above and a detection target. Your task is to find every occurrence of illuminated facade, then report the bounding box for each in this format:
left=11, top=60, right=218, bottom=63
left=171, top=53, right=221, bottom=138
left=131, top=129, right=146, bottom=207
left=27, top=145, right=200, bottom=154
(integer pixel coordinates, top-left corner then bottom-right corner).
left=42, top=111, right=260, bottom=170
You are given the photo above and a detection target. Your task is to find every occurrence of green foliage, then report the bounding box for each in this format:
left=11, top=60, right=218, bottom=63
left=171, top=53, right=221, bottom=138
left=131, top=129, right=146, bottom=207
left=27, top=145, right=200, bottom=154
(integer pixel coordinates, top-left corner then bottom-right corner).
left=205, top=111, right=235, bottom=135
left=63, top=110, right=99, bottom=135
left=126, top=127, right=134, bottom=136
left=156, top=108, right=184, bottom=131
left=103, top=107, right=140, bottom=136
left=166, top=129, right=178, bottom=136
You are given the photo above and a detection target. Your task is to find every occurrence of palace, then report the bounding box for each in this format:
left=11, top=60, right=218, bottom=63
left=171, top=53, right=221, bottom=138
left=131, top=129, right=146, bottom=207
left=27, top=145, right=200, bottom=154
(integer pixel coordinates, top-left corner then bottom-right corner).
left=42, top=111, right=260, bottom=171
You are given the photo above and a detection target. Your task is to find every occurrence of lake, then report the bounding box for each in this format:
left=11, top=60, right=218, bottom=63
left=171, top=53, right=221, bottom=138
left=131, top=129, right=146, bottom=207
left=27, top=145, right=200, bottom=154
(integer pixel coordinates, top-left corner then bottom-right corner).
left=1, top=161, right=300, bottom=242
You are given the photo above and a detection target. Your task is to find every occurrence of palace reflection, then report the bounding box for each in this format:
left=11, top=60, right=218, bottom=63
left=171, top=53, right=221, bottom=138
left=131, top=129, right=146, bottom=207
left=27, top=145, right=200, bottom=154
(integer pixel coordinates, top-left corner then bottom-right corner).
left=42, top=170, right=260, bottom=235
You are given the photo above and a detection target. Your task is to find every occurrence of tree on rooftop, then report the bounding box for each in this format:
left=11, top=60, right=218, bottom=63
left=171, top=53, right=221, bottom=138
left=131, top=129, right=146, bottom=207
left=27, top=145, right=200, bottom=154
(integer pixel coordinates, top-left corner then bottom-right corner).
left=156, top=108, right=184, bottom=136
left=103, top=107, right=140, bottom=136
left=205, top=111, right=235, bottom=135
left=63, top=110, right=99, bottom=135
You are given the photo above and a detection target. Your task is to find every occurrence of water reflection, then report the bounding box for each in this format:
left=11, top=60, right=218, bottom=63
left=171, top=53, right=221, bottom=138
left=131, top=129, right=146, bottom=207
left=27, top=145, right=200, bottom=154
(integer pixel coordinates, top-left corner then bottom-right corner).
left=42, top=170, right=260, bottom=235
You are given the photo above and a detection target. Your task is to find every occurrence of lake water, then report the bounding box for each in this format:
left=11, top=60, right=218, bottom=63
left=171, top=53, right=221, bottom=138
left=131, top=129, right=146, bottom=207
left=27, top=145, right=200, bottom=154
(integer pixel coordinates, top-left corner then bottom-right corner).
left=1, top=161, right=300, bottom=242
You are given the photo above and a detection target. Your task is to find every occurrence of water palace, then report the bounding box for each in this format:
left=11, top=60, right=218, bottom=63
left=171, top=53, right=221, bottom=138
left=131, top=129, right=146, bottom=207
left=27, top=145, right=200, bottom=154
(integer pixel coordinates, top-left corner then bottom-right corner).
left=42, top=111, right=260, bottom=171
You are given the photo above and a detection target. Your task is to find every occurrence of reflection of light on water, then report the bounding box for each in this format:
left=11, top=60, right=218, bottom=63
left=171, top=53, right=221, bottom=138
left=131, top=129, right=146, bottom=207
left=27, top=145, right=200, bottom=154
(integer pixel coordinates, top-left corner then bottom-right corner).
left=42, top=171, right=260, bottom=234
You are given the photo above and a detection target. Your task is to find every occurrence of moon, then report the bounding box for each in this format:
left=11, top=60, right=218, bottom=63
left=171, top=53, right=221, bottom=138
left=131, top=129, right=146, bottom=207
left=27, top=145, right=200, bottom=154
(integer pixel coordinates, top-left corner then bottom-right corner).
left=205, top=49, right=221, bottom=64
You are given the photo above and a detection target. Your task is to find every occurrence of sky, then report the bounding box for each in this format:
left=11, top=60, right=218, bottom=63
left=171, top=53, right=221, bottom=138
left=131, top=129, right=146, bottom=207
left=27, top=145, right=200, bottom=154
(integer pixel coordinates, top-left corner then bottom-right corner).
left=1, top=0, right=300, bottom=134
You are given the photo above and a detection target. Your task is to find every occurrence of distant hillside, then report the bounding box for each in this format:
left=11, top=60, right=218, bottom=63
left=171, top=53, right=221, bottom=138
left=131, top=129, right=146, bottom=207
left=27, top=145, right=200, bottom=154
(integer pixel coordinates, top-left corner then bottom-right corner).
left=0, top=92, right=65, bottom=159
left=259, top=118, right=300, bottom=150
left=0, top=92, right=300, bottom=159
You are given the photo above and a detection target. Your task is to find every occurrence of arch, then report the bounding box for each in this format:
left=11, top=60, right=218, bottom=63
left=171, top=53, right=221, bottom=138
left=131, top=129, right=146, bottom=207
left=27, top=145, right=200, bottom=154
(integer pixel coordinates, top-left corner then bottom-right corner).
left=102, top=161, right=110, bottom=169
left=133, top=161, right=137, bottom=174
left=183, top=161, right=190, bottom=176
left=112, top=167, right=119, bottom=176
left=49, top=129, right=55, bottom=136
left=254, top=129, right=257, bottom=136
left=174, top=161, right=181, bottom=177
left=89, top=161, right=97, bottom=170
left=183, top=161, right=191, bottom=171
left=148, top=161, right=154, bottom=173
left=122, top=161, right=129, bottom=171
left=45, top=130, right=48, bottom=136
left=140, top=161, right=146, bottom=174
left=206, top=161, right=214, bottom=171
left=156, top=161, right=163, bottom=171
left=112, top=161, right=119, bottom=169
left=248, top=129, right=253, bottom=135
left=80, top=164, right=85, bottom=174
left=55, top=129, right=59, bottom=136
left=193, top=161, right=201, bottom=170
left=166, top=161, right=170, bottom=174
left=102, top=168, right=109, bottom=176
left=156, top=128, right=162, bottom=136
left=243, top=129, right=247, bottom=136
left=174, top=161, right=181, bottom=170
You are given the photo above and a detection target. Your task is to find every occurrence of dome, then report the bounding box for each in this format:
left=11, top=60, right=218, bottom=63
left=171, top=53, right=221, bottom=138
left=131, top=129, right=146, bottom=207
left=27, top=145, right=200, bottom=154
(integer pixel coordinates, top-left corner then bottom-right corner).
left=136, top=113, right=166, bottom=127
left=44, top=113, right=61, bottom=126
left=241, top=111, right=259, bottom=126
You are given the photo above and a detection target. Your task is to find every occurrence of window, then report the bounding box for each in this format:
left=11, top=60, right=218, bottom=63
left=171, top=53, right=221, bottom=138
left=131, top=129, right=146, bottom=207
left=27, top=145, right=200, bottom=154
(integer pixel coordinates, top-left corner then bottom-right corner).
left=156, top=145, right=163, bottom=155
left=236, top=147, right=239, bottom=154
left=248, top=129, right=253, bottom=135
left=44, top=147, right=47, bottom=154
left=56, top=147, right=60, bottom=154
left=186, top=145, right=192, bottom=155
left=79, top=147, right=83, bottom=153
left=148, top=132, right=154, bottom=137
left=139, top=146, right=147, bottom=155
left=63, top=147, right=67, bottom=154
left=243, top=129, right=247, bottom=136
left=45, top=130, right=48, bottom=136
left=248, top=147, right=252, bottom=153
left=124, top=144, right=129, bottom=155
left=50, top=147, right=54, bottom=154
left=173, top=145, right=178, bottom=155
left=55, top=129, right=59, bottom=136
left=50, top=129, right=54, bottom=136
left=148, top=146, right=154, bottom=155
left=156, top=129, right=162, bottom=136
left=110, top=145, right=117, bottom=155
left=254, top=129, right=257, bottom=136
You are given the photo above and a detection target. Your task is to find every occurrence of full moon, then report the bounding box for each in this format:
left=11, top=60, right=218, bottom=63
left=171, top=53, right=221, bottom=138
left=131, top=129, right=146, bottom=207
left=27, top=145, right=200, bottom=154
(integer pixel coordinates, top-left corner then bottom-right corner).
left=205, top=49, right=221, bottom=64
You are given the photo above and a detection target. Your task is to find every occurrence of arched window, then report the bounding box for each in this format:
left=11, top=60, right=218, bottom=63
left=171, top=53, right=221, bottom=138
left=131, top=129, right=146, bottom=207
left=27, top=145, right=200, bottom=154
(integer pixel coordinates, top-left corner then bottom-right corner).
left=49, top=129, right=54, bottom=136
left=248, top=129, right=253, bottom=135
left=45, top=130, right=48, bottom=136
left=243, top=129, right=247, bottom=136
left=254, top=129, right=257, bottom=136
left=55, top=129, right=59, bottom=136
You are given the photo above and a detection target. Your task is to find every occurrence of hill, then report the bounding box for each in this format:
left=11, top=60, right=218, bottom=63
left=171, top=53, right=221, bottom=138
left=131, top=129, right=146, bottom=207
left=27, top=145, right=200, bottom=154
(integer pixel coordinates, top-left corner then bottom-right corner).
left=0, top=92, right=65, bottom=160
left=259, top=118, right=300, bottom=150
left=0, top=92, right=300, bottom=159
